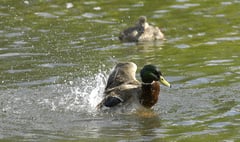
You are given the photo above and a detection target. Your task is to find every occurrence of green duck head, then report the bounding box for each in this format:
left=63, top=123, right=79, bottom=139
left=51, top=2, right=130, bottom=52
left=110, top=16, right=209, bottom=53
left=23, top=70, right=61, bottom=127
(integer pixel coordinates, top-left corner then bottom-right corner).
left=140, top=64, right=171, bottom=87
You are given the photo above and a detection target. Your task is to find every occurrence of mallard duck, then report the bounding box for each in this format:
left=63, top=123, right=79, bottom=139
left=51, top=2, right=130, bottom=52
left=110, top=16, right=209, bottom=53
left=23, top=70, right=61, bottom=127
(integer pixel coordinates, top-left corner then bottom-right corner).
left=97, top=62, right=171, bottom=110
left=119, top=16, right=165, bottom=42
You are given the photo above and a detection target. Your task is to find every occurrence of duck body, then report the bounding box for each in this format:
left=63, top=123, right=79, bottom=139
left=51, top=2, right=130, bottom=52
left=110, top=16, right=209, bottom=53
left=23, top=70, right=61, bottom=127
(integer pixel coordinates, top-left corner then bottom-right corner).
left=140, top=81, right=160, bottom=108
left=119, top=16, right=165, bottom=42
left=97, top=62, right=171, bottom=110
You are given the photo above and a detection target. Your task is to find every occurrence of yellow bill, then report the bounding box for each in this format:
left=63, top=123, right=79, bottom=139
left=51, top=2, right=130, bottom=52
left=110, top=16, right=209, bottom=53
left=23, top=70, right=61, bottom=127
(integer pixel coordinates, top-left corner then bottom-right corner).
left=160, top=76, right=171, bottom=88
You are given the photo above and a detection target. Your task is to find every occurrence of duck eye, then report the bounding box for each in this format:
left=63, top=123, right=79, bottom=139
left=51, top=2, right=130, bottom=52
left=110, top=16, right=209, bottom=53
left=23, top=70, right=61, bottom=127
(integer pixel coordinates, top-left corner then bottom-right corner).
left=160, top=76, right=164, bottom=81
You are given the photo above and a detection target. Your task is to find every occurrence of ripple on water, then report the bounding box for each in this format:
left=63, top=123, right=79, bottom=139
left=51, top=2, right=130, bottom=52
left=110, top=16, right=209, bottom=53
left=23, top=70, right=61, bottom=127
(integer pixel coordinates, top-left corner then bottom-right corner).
left=35, top=12, right=59, bottom=18
left=173, top=120, right=203, bottom=126
left=118, top=8, right=130, bottom=11
left=186, top=77, right=212, bottom=86
left=5, top=69, right=32, bottom=74
left=208, top=122, right=232, bottom=128
left=0, top=53, right=46, bottom=59
left=205, top=59, right=234, bottom=66
left=176, top=0, right=189, bottom=2
left=221, top=2, right=233, bottom=5
left=14, top=76, right=60, bottom=87
left=204, top=41, right=218, bottom=45
left=154, top=10, right=169, bottom=14
left=174, top=44, right=190, bottom=49
left=89, top=19, right=116, bottom=24
left=222, top=105, right=240, bottom=117
left=83, top=1, right=97, bottom=5
left=170, top=3, right=200, bottom=9
left=0, top=12, right=9, bottom=16
left=4, top=32, right=24, bottom=38
left=13, top=40, right=28, bottom=45
left=38, top=63, right=76, bottom=68
left=66, top=2, right=73, bottom=9
left=153, top=10, right=169, bottom=18
left=82, top=12, right=105, bottom=18
left=132, top=3, right=144, bottom=7
left=215, top=37, right=240, bottom=41
left=230, top=66, right=240, bottom=74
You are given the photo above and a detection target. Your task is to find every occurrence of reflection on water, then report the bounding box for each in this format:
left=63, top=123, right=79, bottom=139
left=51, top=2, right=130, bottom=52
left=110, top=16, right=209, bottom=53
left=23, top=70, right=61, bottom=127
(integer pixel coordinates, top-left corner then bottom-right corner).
left=0, top=0, right=240, bottom=141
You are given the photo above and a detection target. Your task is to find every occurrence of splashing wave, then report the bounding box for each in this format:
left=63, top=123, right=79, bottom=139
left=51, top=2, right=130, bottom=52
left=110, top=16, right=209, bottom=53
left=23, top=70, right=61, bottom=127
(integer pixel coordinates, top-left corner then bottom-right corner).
left=66, top=72, right=107, bottom=113
left=36, top=72, right=108, bottom=114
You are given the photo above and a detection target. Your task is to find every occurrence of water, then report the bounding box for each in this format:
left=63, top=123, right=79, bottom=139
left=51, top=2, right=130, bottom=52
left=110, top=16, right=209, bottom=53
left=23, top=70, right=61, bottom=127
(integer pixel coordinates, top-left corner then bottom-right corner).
left=0, top=0, right=240, bottom=141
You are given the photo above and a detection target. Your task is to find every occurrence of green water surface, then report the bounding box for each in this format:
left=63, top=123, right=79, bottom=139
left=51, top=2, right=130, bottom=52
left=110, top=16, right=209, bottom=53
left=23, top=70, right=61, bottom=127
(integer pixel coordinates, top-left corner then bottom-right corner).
left=0, top=0, right=240, bottom=141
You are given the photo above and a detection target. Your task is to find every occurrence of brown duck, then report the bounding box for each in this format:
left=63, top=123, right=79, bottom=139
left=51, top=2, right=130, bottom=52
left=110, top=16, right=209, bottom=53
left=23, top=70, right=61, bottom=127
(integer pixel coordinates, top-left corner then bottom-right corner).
left=97, top=62, right=171, bottom=109
left=119, top=16, right=165, bottom=42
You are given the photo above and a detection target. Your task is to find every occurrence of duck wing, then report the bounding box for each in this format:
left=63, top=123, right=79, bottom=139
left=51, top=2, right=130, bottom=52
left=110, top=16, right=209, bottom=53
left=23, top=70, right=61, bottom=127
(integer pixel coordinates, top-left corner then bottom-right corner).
left=138, top=25, right=164, bottom=41
left=105, top=62, right=139, bottom=89
left=119, top=26, right=144, bottom=42
left=97, top=84, right=141, bottom=108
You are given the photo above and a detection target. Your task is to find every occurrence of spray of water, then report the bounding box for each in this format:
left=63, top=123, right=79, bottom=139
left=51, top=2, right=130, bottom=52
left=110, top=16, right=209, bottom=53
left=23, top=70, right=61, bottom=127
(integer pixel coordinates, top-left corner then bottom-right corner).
left=61, top=71, right=108, bottom=113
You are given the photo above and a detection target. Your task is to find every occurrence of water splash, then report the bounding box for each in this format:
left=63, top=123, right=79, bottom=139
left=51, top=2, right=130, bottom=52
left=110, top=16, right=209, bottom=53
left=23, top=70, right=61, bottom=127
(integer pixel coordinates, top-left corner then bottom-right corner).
left=67, top=72, right=107, bottom=113
left=32, top=71, right=109, bottom=115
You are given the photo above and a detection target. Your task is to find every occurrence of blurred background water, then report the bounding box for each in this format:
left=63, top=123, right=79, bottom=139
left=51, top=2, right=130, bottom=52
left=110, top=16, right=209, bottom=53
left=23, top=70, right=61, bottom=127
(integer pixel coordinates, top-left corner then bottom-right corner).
left=0, top=0, right=240, bottom=141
